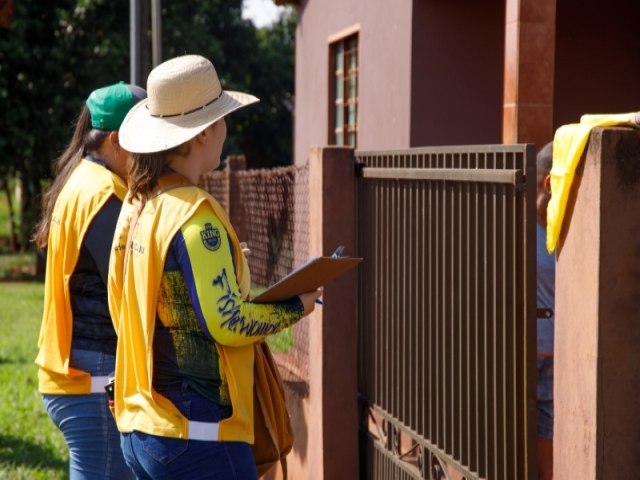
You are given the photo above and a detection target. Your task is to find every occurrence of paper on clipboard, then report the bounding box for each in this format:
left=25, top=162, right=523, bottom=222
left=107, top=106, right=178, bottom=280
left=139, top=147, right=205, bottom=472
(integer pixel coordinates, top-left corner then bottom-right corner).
left=252, top=255, right=363, bottom=303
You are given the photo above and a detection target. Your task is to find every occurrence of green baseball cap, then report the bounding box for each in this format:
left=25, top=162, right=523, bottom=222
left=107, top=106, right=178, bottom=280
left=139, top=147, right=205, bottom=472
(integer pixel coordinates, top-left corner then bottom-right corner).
left=86, top=81, right=147, bottom=131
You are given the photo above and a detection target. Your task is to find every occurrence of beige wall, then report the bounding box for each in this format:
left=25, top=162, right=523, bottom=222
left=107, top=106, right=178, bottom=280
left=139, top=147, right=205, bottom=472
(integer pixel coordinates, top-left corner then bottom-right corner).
left=412, top=0, right=505, bottom=147
left=293, top=0, right=507, bottom=165
left=293, top=0, right=413, bottom=165
left=554, top=0, right=640, bottom=129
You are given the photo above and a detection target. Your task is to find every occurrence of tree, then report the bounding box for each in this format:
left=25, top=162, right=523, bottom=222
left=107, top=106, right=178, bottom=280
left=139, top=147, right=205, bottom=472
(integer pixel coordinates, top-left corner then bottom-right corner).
left=0, top=0, right=296, bottom=251
left=0, top=0, right=131, bottom=250
left=235, top=11, right=296, bottom=169
left=159, top=2, right=296, bottom=169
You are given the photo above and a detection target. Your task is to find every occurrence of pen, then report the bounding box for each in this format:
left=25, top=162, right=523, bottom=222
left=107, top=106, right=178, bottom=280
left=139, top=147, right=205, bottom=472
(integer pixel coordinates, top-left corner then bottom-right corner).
left=313, top=250, right=343, bottom=306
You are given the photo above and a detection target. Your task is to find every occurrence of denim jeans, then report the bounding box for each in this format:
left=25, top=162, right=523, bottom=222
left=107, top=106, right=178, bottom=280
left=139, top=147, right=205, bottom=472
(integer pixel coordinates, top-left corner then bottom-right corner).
left=537, top=356, right=554, bottom=439
left=42, top=349, right=133, bottom=480
left=120, top=385, right=257, bottom=479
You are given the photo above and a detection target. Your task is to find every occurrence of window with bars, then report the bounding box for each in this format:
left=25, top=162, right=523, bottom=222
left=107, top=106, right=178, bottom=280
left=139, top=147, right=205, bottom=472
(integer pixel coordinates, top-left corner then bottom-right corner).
left=329, top=33, right=359, bottom=148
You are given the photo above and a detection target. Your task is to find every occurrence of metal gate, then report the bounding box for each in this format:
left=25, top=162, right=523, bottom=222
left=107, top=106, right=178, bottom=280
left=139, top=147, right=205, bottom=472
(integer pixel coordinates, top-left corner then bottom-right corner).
left=356, top=145, right=537, bottom=480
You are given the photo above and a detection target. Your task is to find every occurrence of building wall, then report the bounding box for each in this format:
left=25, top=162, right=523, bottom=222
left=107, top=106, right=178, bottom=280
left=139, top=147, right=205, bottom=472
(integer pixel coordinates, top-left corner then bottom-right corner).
left=410, top=0, right=505, bottom=147
left=554, top=0, right=640, bottom=130
left=293, top=0, right=640, bottom=164
left=293, top=0, right=414, bottom=166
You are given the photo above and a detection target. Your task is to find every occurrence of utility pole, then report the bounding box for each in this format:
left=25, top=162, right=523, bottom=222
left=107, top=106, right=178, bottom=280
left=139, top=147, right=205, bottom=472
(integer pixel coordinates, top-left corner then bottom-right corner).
left=151, top=0, right=162, bottom=68
left=130, top=0, right=152, bottom=86
left=130, top=0, right=141, bottom=85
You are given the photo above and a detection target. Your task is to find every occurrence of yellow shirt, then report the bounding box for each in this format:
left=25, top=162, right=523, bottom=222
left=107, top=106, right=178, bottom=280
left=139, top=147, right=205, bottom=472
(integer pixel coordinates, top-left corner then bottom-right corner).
left=36, top=159, right=126, bottom=394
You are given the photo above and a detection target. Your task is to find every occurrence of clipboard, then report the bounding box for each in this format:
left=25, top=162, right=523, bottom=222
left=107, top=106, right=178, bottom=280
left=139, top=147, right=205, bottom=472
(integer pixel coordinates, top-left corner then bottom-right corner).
left=252, top=255, right=363, bottom=303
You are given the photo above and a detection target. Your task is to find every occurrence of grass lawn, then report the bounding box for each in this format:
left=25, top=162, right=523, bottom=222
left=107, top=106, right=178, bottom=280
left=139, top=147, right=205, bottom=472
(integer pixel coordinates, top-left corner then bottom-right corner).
left=0, top=282, right=67, bottom=479
left=250, top=287, right=293, bottom=353
left=0, top=253, right=37, bottom=281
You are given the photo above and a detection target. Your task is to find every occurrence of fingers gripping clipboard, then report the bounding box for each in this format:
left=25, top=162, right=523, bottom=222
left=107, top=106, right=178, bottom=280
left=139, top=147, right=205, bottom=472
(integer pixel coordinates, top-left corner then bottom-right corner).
left=251, top=247, right=363, bottom=303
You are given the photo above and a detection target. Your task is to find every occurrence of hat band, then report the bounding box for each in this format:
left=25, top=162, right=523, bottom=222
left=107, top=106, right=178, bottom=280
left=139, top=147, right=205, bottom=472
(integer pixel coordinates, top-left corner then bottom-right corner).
left=147, top=92, right=223, bottom=118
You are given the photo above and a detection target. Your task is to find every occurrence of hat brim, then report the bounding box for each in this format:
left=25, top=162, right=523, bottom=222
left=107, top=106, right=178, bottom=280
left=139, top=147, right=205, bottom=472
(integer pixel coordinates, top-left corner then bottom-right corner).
left=119, top=90, right=259, bottom=154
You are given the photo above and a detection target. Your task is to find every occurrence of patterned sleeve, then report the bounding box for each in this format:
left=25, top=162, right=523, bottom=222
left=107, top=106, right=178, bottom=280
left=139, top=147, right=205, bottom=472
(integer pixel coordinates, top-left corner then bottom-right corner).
left=173, top=203, right=304, bottom=347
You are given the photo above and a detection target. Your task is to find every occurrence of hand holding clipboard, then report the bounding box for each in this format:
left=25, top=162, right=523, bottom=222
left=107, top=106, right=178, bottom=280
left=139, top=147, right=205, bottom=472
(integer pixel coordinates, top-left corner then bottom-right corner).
left=251, top=246, right=363, bottom=304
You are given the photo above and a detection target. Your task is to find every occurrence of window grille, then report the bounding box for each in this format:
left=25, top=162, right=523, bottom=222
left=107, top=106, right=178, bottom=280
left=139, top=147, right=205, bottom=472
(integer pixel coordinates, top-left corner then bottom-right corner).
left=330, top=33, right=359, bottom=148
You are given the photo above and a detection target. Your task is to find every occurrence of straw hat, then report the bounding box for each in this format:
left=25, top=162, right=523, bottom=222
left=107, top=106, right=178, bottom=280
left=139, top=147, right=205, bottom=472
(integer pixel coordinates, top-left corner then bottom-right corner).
left=119, top=55, right=259, bottom=154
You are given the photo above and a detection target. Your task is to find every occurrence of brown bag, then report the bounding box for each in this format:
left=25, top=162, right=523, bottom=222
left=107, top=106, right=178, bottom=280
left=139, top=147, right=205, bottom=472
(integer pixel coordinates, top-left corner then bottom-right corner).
left=252, top=340, right=294, bottom=478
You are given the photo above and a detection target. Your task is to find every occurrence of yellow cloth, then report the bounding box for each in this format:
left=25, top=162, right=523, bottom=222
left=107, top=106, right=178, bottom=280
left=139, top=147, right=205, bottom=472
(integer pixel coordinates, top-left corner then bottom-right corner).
left=36, top=159, right=126, bottom=394
left=547, top=112, right=638, bottom=253
left=108, top=175, right=256, bottom=442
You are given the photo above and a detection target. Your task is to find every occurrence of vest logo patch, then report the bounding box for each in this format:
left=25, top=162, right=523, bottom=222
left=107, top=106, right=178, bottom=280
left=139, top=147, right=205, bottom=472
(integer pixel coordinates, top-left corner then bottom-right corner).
left=200, top=223, right=221, bottom=251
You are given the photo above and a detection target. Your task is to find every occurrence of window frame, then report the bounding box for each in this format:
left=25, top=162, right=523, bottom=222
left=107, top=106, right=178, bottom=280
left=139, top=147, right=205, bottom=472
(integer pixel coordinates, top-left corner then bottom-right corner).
left=328, top=27, right=360, bottom=148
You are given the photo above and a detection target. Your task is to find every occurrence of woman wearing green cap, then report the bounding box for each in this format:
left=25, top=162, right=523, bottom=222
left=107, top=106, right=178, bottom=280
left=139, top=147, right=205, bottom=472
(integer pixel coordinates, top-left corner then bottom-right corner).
left=33, top=82, right=145, bottom=479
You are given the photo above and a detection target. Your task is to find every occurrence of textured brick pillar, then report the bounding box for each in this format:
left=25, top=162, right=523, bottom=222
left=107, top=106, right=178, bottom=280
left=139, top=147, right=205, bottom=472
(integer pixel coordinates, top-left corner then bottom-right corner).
left=275, top=146, right=359, bottom=480
left=307, top=146, right=359, bottom=480
left=503, top=0, right=556, bottom=149
left=555, top=127, right=640, bottom=479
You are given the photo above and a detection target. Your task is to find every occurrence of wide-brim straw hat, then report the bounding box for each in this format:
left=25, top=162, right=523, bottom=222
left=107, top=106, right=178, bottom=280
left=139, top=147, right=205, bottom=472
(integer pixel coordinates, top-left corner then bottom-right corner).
left=119, top=54, right=259, bottom=154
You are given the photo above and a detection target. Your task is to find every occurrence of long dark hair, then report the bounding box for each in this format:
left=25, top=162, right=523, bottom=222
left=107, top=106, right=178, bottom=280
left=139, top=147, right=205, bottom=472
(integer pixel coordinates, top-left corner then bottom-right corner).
left=128, top=143, right=190, bottom=204
left=32, top=106, right=109, bottom=249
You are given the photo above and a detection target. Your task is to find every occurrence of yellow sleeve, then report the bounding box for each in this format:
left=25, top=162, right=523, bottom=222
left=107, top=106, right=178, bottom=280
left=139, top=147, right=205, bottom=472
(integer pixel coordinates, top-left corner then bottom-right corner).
left=179, top=204, right=304, bottom=347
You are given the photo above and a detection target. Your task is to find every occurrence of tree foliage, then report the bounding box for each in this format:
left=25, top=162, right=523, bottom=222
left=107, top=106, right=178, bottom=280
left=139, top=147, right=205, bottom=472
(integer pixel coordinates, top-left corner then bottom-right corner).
left=158, top=1, right=296, bottom=168
left=0, top=0, right=131, bottom=249
left=238, top=13, right=296, bottom=169
left=0, top=0, right=296, bottom=250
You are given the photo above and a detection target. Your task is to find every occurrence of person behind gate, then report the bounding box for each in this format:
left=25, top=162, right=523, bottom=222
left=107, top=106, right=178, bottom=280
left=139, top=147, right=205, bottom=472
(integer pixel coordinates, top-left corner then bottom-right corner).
left=536, top=141, right=555, bottom=480
left=108, top=54, right=322, bottom=479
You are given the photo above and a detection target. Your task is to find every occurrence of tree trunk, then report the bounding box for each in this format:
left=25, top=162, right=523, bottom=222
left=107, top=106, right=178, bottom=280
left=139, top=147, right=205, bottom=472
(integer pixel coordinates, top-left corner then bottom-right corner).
left=17, top=170, right=42, bottom=253
left=0, top=176, right=19, bottom=252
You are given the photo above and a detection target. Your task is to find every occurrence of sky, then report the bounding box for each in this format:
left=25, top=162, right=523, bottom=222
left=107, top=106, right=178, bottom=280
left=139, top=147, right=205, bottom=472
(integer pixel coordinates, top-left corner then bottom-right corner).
left=242, top=0, right=286, bottom=28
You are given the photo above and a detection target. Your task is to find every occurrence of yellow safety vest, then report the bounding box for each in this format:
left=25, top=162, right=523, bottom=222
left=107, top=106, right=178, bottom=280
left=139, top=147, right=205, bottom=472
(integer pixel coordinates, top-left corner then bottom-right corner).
left=36, top=159, right=127, bottom=394
left=108, top=174, right=255, bottom=442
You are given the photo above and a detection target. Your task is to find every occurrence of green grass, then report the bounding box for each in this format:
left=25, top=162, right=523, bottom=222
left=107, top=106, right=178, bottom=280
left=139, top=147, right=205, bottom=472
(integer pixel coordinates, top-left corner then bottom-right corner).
left=265, top=327, right=294, bottom=353
left=0, top=282, right=68, bottom=479
left=0, top=279, right=291, bottom=480
left=250, top=287, right=294, bottom=353
left=0, top=253, right=37, bottom=281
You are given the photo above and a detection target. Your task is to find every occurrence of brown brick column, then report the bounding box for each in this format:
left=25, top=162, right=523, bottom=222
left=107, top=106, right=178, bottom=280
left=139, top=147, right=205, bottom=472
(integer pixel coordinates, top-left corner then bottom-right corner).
left=307, top=146, right=359, bottom=480
left=503, top=0, right=556, bottom=149
left=274, top=146, right=359, bottom=480
left=555, top=127, right=640, bottom=479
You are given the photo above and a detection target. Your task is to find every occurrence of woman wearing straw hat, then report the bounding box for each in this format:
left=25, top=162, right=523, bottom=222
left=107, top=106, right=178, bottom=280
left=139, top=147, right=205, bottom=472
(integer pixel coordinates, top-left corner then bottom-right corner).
left=34, top=82, right=146, bottom=479
left=108, top=54, right=321, bottom=479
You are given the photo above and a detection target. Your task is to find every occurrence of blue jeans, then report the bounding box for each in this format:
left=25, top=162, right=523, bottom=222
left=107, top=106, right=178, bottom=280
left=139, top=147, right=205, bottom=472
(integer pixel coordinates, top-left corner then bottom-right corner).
left=42, top=349, right=133, bottom=479
left=537, top=356, right=554, bottom=439
left=120, top=385, right=257, bottom=479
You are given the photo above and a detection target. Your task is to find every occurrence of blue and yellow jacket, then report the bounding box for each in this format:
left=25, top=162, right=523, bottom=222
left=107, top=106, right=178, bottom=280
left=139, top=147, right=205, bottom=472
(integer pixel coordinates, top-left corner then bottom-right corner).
left=108, top=174, right=303, bottom=442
